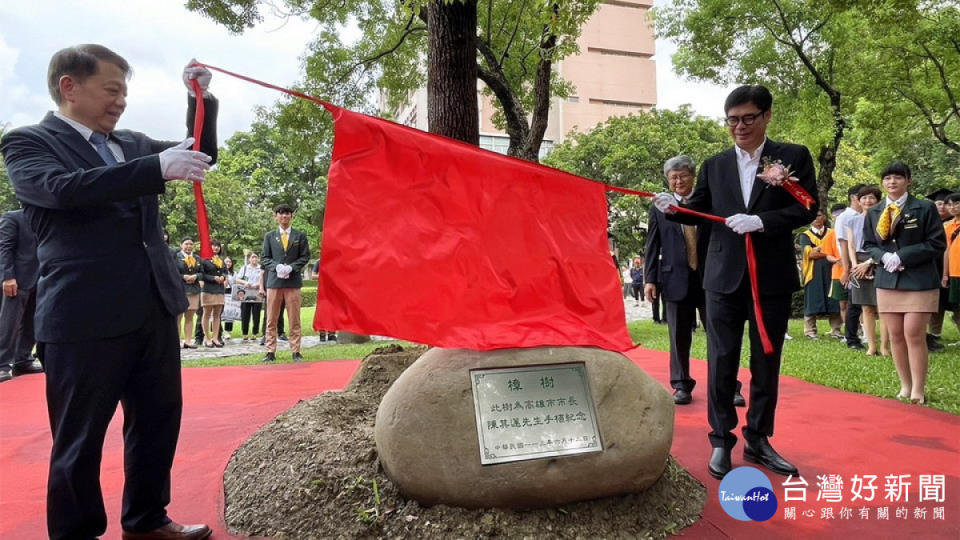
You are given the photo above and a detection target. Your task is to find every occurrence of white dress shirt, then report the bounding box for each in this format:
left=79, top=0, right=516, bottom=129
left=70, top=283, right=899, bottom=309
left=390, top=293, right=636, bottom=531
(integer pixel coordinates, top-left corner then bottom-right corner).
left=54, top=111, right=125, bottom=163
left=734, top=139, right=766, bottom=207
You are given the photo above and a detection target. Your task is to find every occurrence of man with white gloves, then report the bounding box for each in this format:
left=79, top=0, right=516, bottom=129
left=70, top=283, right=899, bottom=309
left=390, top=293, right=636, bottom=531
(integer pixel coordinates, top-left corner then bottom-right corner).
left=261, top=203, right=311, bottom=363
left=1, top=45, right=216, bottom=540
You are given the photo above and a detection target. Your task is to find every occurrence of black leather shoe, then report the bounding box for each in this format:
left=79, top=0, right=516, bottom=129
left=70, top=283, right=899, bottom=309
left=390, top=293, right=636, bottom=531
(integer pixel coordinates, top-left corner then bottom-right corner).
left=744, top=438, right=798, bottom=476
left=292, top=352, right=304, bottom=362
left=847, top=341, right=865, bottom=350
left=278, top=333, right=289, bottom=342
left=12, top=360, right=44, bottom=376
left=708, top=448, right=731, bottom=479
left=673, top=389, right=692, bottom=405
left=261, top=352, right=276, bottom=363
left=0, top=369, right=12, bottom=383
left=733, top=391, right=746, bottom=407
left=927, top=334, right=944, bottom=352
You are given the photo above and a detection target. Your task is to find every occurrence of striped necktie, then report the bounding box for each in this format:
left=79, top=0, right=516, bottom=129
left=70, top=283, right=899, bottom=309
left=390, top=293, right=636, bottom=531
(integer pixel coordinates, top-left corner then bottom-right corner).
left=89, top=132, right=117, bottom=165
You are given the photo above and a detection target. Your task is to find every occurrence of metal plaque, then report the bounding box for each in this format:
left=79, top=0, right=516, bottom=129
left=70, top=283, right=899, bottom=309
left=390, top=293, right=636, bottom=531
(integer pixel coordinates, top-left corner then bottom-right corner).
left=470, top=362, right=602, bottom=465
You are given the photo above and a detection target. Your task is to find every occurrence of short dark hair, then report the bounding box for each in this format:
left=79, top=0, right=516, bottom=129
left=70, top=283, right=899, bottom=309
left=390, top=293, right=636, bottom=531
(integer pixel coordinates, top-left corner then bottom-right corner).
left=724, top=85, right=773, bottom=114
left=274, top=203, right=294, bottom=214
left=945, top=193, right=960, bottom=204
left=181, top=237, right=194, bottom=244
left=858, top=185, right=882, bottom=200
left=48, top=44, right=131, bottom=105
left=880, top=161, right=912, bottom=180
left=847, top=184, right=866, bottom=198
left=830, top=203, right=847, bottom=214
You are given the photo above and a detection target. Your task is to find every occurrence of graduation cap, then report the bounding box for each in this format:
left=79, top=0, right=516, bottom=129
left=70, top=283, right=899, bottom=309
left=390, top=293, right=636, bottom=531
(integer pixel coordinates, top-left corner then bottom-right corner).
left=927, top=188, right=955, bottom=201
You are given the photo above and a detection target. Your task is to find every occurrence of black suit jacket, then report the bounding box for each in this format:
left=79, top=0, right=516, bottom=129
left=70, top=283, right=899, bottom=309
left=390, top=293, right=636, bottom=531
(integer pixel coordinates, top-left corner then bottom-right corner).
left=644, top=203, right=710, bottom=303
left=862, top=195, right=946, bottom=291
left=0, top=209, right=39, bottom=290
left=200, top=257, right=227, bottom=294
left=176, top=252, right=203, bottom=295
left=0, top=96, right=218, bottom=342
left=669, top=139, right=819, bottom=296
left=261, top=228, right=310, bottom=289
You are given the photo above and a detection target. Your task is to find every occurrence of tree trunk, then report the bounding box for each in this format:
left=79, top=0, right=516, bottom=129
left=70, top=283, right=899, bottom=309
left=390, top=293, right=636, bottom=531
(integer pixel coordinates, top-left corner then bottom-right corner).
left=815, top=99, right=846, bottom=208
left=427, top=0, right=479, bottom=145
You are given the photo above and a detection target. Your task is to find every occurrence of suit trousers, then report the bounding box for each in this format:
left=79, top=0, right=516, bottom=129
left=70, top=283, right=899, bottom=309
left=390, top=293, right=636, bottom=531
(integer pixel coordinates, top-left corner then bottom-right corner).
left=41, top=292, right=181, bottom=539
left=265, top=288, right=301, bottom=353
left=844, top=302, right=863, bottom=345
left=665, top=271, right=701, bottom=393
left=0, top=287, right=36, bottom=368
left=705, top=276, right=791, bottom=450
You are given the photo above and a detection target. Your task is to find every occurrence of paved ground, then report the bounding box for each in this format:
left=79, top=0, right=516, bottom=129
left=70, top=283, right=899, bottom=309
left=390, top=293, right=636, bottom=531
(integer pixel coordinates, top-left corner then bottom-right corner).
left=182, top=298, right=654, bottom=361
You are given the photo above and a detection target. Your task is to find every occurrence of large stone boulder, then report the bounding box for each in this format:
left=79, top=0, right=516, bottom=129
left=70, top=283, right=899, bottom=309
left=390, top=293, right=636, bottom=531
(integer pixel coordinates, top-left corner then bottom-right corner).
left=374, top=346, right=674, bottom=508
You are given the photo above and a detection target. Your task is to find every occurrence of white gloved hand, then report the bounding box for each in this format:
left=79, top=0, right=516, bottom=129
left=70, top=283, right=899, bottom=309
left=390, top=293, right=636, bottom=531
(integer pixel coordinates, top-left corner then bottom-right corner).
left=725, top=214, right=764, bottom=235
left=182, top=59, right=212, bottom=97
left=653, top=192, right=677, bottom=214
left=881, top=252, right=902, bottom=273
left=159, top=138, right=212, bottom=182
left=276, top=264, right=292, bottom=279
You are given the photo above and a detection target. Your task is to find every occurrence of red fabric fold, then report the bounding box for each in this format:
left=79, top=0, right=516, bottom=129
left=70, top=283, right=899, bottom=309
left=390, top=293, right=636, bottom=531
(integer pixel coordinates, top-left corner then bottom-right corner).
left=189, top=78, right=213, bottom=259
left=312, top=104, right=634, bottom=351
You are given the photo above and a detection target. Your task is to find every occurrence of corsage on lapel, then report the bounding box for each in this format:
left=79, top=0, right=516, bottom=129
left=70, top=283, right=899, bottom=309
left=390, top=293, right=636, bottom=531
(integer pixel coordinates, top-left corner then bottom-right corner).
left=757, top=157, right=816, bottom=209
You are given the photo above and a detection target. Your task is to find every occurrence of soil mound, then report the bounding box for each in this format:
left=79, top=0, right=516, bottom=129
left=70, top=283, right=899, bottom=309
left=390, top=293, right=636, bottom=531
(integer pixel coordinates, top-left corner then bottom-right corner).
left=223, top=346, right=706, bottom=539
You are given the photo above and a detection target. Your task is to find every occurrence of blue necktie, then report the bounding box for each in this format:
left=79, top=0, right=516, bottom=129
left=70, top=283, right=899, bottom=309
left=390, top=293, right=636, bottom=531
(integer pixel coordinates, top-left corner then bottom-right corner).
left=89, top=132, right=118, bottom=165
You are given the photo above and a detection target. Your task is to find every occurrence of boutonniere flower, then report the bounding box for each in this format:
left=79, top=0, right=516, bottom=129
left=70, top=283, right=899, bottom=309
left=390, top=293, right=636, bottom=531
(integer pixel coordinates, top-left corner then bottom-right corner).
left=756, top=158, right=816, bottom=209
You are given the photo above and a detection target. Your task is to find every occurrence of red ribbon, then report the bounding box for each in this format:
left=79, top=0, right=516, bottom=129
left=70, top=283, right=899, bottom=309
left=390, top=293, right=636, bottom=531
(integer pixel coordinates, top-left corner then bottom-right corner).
left=606, top=186, right=774, bottom=354
left=188, top=78, right=213, bottom=259
left=782, top=181, right=816, bottom=210
left=184, top=63, right=775, bottom=354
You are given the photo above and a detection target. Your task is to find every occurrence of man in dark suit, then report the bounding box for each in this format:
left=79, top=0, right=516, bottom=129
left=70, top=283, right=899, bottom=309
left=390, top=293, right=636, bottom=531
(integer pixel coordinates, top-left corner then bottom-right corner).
left=261, top=203, right=310, bottom=363
left=1, top=45, right=217, bottom=540
left=645, top=156, right=745, bottom=407
left=654, top=85, right=818, bottom=480
left=0, top=209, right=44, bottom=382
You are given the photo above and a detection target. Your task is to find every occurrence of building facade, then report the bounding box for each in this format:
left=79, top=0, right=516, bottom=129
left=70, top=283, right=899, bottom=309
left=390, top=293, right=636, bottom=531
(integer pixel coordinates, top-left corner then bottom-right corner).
left=393, top=0, right=656, bottom=158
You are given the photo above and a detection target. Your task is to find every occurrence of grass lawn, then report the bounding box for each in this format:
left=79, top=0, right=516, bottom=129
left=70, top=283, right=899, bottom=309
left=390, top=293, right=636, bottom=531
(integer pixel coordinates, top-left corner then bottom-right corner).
left=628, top=318, right=960, bottom=416
left=189, top=306, right=960, bottom=415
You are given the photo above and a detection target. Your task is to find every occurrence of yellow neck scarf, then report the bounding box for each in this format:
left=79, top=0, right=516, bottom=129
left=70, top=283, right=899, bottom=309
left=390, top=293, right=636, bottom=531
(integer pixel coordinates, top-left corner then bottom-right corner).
left=184, top=255, right=195, bottom=267
left=876, top=203, right=901, bottom=240
left=212, top=255, right=223, bottom=268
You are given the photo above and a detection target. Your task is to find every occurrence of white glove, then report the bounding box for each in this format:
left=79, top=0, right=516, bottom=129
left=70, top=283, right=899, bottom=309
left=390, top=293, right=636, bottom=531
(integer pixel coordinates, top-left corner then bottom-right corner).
left=725, top=214, right=764, bottom=234
left=276, top=264, right=292, bottom=279
left=653, top=192, right=676, bottom=214
left=159, top=138, right=212, bottom=182
left=182, top=59, right=212, bottom=97
left=881, top=252, right=902, bottom=273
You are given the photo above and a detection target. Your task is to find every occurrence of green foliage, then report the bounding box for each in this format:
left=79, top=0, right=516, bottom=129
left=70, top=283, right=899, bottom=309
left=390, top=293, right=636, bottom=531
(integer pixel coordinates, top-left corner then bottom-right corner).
left=301, top=286, right=317, bottom=307
left=0, top=126, right=18, bottom=213
left=544, top=107, right=729, bottom=258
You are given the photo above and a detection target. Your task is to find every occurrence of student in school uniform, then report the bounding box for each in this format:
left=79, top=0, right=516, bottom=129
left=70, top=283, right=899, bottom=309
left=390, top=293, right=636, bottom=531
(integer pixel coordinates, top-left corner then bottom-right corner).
left=862, top=162, right=946, bottom=405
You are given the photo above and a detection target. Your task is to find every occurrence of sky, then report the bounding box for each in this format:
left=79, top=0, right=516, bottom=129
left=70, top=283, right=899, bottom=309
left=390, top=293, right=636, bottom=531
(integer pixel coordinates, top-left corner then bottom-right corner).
left=0, top=0, right=728, bottom=142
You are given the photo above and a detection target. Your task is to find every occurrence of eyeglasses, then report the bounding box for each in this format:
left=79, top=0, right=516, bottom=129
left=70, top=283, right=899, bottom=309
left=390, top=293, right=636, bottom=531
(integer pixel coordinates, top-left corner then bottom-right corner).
left=725, top=111, right=766, bottom=127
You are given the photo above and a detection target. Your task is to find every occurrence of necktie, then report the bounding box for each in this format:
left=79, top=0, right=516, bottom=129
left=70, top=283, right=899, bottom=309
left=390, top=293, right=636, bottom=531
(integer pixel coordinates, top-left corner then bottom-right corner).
left=876, top=203, right=901, bottom=240
left=682, top=224, right=698, bottom=271
left=89, top=132, right=117, bottom=165
left=281, top=231, right=289, bottom=250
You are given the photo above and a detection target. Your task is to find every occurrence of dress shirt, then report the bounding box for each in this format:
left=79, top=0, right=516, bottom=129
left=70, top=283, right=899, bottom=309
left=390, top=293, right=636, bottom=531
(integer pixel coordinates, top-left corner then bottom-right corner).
left=53, top=111, right=125, bottom=163
left=734, top=139, right=766, bottom=207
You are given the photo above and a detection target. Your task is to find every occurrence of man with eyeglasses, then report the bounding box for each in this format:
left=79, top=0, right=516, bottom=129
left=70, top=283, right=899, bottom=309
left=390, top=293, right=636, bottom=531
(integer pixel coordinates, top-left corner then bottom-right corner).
left=653, top=85, right=818, bottom=480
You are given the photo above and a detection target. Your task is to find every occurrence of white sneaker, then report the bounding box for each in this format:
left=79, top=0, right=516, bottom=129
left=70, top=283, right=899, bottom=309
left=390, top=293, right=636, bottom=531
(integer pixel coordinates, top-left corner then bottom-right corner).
left=784, top=333, right=793, bottom=341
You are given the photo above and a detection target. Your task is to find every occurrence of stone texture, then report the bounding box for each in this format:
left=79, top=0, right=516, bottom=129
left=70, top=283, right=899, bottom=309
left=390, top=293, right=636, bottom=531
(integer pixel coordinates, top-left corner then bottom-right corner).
left=374, top=346, right=674, bottom=508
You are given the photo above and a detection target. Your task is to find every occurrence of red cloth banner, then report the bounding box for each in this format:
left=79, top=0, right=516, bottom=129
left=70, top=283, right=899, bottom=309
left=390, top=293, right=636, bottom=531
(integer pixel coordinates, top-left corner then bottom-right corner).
left=189, top=78, right=213, bottom=258
left=312, top=103, right=634, bottom=351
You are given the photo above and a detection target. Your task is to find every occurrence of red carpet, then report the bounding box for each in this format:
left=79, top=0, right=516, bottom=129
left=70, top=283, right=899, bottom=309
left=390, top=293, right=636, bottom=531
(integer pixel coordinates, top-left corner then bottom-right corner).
left=1, top=351, right=957, bottom=539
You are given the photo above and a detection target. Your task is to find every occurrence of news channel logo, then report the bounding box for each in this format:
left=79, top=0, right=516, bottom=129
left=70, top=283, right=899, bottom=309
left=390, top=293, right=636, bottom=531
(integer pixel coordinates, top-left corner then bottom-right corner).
left=718, top=466, right=778, bottom=521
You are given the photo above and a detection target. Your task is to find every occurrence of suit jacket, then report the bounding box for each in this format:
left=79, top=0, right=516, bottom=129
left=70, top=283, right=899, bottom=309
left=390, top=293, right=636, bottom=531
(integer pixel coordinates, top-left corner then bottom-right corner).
left=261, top=228, right=310, bottom=289
left=0, top=96, right=218, bottom=342
left=200, top=256, right=227, bottom=294
left=669, top=139, right=819, bottom=296
left=644, top=203, right=710, bottom=303
left=0, top=209, right=39, bottom=290
left=862, top=194, right=946, bottom=291
left=176, top=252, right=203, bottom=295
